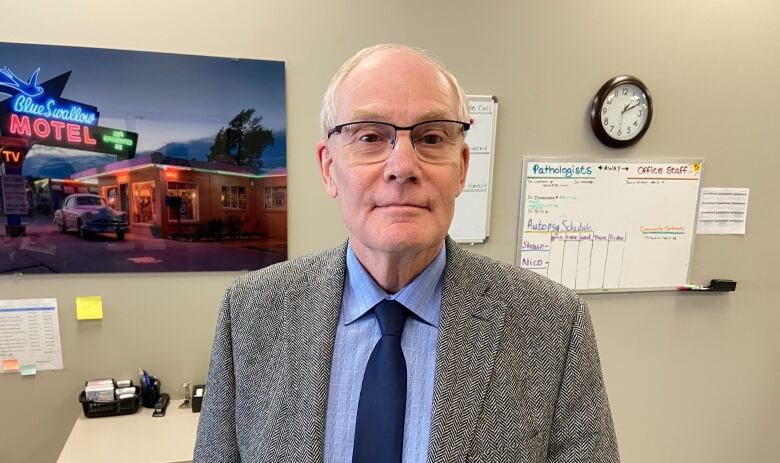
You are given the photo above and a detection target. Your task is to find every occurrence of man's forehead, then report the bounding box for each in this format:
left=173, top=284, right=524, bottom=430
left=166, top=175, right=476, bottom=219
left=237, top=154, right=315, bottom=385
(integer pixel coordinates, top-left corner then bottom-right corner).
left=335, top=50, right=458, bottom=123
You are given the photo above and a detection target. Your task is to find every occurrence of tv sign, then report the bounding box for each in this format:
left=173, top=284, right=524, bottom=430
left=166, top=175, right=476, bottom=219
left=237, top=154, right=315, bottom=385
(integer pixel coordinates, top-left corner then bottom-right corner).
left=1, top=146, right=26, bottom=167
left=0, top=136, right=28, bottom=168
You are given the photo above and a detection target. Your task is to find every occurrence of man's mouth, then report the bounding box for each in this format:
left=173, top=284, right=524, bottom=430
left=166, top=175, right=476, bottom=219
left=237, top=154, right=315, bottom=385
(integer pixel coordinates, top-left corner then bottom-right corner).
left=376, top=203, right=427, bottom=210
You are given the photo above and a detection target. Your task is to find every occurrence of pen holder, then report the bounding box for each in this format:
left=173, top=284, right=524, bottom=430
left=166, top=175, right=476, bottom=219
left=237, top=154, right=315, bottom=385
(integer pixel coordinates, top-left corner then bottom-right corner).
left=141, top=377, right=161, bottom=408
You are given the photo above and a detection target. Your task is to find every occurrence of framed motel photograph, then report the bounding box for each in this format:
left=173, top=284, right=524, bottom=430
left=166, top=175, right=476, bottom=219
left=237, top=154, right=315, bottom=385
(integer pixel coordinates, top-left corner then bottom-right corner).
left=0, top=42, right=286, bottom=274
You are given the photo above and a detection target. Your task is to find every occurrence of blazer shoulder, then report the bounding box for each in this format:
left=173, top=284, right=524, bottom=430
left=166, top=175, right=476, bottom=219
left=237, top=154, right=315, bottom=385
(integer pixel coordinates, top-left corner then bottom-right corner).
left=448, top=240, right=584, bottom=318
left=222, top=242, right=347, bottom=309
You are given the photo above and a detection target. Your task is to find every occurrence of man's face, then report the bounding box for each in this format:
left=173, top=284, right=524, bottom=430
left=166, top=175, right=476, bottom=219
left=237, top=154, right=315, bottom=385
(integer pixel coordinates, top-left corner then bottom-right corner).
left=317, top=50, right=469, bottom=257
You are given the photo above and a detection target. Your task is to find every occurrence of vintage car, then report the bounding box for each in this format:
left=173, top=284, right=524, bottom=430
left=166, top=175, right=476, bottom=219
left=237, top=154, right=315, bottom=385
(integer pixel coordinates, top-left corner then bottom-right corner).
left=53, top=194, right=129, bottom=240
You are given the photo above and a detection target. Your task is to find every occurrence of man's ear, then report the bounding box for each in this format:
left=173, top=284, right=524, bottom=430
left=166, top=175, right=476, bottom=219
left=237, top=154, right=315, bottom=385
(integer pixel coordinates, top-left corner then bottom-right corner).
left=456, top=143, right=470, bottom=196
left=316, top=140, right=339, bottom=198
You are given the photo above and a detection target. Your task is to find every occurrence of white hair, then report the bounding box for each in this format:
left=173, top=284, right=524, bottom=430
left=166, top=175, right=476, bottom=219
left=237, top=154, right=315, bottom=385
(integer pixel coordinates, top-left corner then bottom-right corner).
left=319, top=43, right=470, bottom=136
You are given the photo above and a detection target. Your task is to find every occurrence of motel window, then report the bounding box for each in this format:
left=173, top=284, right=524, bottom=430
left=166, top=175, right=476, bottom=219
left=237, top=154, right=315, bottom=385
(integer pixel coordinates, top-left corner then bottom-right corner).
left=221, top=186, right=246, bottom=210
left=132, top=181, right=156, bottom=224
left=167, top=182, right=198, bottom=221
left=264, top=186, right=287, bottom=210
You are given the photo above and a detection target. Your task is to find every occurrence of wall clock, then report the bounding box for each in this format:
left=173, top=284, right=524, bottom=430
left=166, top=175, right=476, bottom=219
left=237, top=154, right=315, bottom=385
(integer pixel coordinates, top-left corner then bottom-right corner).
left=590, top=75, right=653, bottom=148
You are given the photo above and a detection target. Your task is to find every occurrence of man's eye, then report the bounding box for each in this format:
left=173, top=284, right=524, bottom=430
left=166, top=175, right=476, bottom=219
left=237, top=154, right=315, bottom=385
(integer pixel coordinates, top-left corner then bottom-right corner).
left=417, top=133, right=445, bottom=145
left=357, top=133, right=384, bottom=143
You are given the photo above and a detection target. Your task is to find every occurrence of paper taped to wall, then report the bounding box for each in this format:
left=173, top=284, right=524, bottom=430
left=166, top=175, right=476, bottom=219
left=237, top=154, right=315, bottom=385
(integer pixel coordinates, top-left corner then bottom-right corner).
left=0, top=298, right=63, bottom=371
left=696, top=187, right=749, bottom=235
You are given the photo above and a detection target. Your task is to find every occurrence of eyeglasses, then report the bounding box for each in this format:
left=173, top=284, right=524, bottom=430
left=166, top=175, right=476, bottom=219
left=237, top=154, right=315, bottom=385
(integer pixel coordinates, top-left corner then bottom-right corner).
left=327, top=120, right=470, bottom=163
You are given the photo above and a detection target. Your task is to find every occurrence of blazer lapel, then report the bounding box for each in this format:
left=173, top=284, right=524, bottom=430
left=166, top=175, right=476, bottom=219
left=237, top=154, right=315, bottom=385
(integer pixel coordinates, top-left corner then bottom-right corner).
left=282, top=242, right=347, bottom=462
left=427, top=239, right=507, bottom=463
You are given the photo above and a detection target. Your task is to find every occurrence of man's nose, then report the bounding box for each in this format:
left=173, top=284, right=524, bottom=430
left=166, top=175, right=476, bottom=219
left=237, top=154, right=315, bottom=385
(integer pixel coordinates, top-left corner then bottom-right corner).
left=384, top=130, right=420, bottom=183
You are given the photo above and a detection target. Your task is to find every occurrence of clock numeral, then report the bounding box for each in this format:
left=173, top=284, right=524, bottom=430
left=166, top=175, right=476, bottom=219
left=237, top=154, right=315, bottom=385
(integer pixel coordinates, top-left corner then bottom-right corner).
left=617, top=129, right=622, bottom=136
left=637, top=110, right=642, bottom=117
left=633, top=121, right=638, bottom=127
left=609, top=125, right=615, bottom=132
left=627, top=127, right=632, bottom=134
left=622, top=88, right=629, bottom=95
left=602, top=107, right=607, bottom=115
left=603, top=117, right=609, bottom=125
left=607, top=98, right=612, bottom=105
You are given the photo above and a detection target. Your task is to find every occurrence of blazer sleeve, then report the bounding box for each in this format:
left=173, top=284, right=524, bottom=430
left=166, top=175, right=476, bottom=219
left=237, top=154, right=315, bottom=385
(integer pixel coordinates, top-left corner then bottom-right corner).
left=193, top=287, right=240, bottom=463
left=547, top=299, right=620, bottom=463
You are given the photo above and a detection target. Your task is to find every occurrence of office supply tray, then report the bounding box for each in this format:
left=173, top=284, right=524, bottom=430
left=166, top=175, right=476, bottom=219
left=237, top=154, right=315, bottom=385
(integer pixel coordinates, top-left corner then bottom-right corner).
left=79, top=386, right=141, bottom=418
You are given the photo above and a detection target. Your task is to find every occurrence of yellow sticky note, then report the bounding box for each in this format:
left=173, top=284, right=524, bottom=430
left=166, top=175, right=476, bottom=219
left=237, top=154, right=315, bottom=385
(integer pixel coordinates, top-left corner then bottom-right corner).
left=2, top=358, right=20, bottom=373
left=76, top=296, right=104, bottom=320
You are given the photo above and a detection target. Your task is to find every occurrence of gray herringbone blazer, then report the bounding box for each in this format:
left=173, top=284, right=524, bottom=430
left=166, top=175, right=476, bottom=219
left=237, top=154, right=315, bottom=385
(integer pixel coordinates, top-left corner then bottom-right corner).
left=194, top=238, right=619, bottom=462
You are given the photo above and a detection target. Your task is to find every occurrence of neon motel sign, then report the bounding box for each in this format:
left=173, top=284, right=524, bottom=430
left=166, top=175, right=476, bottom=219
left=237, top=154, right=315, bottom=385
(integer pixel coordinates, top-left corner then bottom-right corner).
left=13, top=94, right=97, bottom=125
left=9, top=113, right=97, bottom=146
left=0, top=66, right=138, bottom=158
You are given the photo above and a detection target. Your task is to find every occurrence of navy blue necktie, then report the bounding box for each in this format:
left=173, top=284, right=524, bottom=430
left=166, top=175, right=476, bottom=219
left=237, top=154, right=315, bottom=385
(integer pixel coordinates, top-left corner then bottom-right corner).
left=352, top=299, right=409, bottom=463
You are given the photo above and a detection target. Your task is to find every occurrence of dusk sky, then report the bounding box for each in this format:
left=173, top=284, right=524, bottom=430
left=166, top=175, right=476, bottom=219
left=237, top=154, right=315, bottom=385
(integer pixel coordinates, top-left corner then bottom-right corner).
left=0, top=42, right=286, bottom=176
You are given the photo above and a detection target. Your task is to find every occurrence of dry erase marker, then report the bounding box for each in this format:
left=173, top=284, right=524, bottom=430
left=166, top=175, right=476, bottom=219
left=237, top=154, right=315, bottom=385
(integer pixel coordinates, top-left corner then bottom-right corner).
left=677, top=284, right=709, bottom=291
left=678, top=279, right=737, bottom=292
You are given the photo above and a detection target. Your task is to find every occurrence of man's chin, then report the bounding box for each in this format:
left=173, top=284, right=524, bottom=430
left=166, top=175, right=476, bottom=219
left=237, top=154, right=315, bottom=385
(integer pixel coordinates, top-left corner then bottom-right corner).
left=353, top=229, right=444, bottom=255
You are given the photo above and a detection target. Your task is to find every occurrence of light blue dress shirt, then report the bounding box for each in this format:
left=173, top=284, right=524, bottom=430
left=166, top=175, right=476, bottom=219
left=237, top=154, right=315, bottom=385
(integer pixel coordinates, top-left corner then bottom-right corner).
left=324, top=241, right=446, bottom=463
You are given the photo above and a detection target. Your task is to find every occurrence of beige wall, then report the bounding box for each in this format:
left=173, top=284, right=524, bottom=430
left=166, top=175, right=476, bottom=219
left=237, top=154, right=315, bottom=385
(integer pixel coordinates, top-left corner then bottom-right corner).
left=1, top=1, right=778, bottom=462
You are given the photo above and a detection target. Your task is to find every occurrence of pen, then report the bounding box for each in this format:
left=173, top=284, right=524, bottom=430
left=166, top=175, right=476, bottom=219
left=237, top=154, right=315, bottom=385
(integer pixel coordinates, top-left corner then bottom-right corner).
left=139, top=368, right=150, bottom=390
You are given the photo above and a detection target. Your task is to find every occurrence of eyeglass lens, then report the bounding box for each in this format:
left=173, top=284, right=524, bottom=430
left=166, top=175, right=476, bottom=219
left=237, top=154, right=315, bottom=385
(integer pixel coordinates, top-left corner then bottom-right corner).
left=338, top=121, right=464, bottom=161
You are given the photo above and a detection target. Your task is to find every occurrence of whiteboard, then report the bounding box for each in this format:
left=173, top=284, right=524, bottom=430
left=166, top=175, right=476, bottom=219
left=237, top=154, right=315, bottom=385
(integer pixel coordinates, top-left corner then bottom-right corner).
left=516, top=158, right=703, bottom=292
left=449, top=95, right=497, bottom=243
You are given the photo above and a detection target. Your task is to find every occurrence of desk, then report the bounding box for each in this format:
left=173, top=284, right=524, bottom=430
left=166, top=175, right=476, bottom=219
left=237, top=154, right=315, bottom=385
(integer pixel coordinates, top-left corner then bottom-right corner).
left=57, top=399, right=200, bottom=463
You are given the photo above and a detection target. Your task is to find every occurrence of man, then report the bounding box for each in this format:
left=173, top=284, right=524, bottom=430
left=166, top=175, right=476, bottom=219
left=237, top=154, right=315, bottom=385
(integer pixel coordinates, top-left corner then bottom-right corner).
left=195, top=44, right=619, bottom=463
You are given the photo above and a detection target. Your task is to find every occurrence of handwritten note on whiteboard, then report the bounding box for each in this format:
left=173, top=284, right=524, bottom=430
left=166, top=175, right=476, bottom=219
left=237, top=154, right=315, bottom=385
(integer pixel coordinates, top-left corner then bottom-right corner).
left=516, top=158, right=703, bottom=291
left=450, top=95, right=497, bottom=243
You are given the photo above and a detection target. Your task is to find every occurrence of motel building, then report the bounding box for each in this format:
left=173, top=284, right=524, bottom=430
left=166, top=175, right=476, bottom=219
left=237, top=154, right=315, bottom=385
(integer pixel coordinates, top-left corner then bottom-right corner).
left=69, top=152, right=287, bottom=241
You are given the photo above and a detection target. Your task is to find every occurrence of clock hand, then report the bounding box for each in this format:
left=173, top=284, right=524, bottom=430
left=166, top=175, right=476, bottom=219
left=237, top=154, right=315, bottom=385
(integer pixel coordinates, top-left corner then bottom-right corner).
left=624, top=102, right=640, bottom=113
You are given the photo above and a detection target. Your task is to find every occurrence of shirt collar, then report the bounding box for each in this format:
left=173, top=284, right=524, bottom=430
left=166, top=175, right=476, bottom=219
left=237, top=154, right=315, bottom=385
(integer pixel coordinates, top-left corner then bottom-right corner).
left=343, top=241, right=445, bottom=328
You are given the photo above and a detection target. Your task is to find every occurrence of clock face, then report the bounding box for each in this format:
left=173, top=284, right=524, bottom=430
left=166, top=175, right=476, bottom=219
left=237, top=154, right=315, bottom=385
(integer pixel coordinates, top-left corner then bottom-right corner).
left=598, top=83, right=650, bottom=141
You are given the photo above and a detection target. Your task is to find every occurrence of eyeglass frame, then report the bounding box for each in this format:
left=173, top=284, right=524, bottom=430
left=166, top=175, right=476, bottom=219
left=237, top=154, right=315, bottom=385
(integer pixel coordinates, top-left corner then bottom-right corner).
left=326, top=119, right=471, bottom=152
